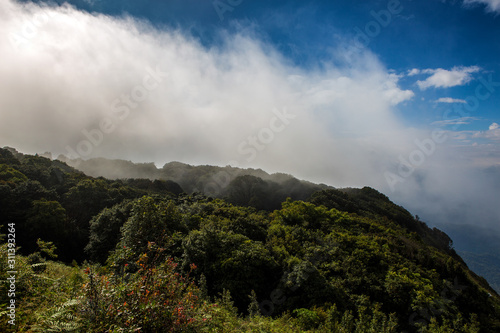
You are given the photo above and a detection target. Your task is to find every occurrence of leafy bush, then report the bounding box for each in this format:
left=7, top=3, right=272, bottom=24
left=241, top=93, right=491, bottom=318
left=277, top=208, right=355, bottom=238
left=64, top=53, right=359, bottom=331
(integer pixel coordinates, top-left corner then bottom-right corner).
left=81, top=243, right=212, bottom=332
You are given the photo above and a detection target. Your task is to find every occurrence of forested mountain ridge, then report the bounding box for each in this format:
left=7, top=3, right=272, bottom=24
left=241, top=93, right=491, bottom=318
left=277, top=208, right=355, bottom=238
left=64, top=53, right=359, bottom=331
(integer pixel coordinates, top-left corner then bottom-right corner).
left=1, top=147, right=500, bottom=332
left=58, top=153, right=465, bottom=260
left=59, top=155, right=331, bottom=206
left=62, top=153, right=500, bottom=296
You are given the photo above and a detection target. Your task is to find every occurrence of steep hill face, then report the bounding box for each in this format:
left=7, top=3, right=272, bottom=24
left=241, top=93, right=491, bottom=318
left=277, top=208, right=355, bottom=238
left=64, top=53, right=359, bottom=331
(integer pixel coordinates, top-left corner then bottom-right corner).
left=2, top=147, right=500, bottom=332
left=309, top=188, right=460, bottom=260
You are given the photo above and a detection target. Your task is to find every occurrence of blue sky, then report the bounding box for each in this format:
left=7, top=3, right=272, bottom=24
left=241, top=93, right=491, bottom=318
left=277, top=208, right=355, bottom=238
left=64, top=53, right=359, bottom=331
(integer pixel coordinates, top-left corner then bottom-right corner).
left=1, top=0, right=500, bottom=230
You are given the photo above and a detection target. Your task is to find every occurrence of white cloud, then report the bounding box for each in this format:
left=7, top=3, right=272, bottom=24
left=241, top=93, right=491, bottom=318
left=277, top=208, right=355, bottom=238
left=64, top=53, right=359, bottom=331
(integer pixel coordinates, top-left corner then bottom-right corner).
left=463, top=0, right=500, bottom=13
left=416, top=66, right=480, bottom=90
left=435, top=97, right=467, bottom=103
left=0, top=0, right=414, bottom=187
left=431, top=117, right=478, bottom=126
left=476, top=123, right=500, bottom=141
left=473, top=129, right=500, bottom=140
left=383, top=74, right=415, bottom=105
left=450, top=123, right=500, bottom=142
left=407, top=68, right=420, bottom=76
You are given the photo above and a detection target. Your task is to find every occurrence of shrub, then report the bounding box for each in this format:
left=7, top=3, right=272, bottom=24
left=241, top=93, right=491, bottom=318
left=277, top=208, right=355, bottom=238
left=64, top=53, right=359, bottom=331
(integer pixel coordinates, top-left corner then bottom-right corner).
left=81, top=243, right=212, bottom=332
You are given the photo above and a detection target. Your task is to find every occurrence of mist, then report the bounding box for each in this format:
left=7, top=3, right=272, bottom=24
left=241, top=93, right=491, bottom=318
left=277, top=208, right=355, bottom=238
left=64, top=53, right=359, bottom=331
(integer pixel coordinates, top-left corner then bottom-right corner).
left=1, top=0, right=499, bottom=233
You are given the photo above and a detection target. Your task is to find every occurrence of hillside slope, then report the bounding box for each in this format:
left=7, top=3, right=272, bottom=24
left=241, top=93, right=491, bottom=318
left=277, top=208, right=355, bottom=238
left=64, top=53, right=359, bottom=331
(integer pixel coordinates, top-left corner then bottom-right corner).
left=61, top=154, right=500, bottom=295
left=1, top=147, right=499, bottom=332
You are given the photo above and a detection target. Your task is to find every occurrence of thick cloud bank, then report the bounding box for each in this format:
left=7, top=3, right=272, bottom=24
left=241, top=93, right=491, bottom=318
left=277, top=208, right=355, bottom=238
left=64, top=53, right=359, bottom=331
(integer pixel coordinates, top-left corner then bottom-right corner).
left=0, top=0, right=499, bottom=232
left=0, top=0, right=413, bottom=180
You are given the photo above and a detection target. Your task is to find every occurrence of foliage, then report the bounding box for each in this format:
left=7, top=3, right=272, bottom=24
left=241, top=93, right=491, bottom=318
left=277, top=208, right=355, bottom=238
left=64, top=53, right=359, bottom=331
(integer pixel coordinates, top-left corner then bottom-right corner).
left=80, top=244, right=210, bottom=332
left=1, top=147, right=500, bottom=332
left=0, top=147, right=183, bottom=262
left=0, top=163, right=28, bottom=185
left=0, top=241, right=86, bottom=332
left=85, top=200, right=134, bottom=264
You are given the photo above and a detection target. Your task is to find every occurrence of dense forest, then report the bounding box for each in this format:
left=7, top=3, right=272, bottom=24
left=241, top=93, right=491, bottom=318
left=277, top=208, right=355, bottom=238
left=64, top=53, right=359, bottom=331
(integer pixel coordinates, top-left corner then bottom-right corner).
left=62, top=155, right=500, bottom=295
left=1, top=147, right=499, bottom=332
